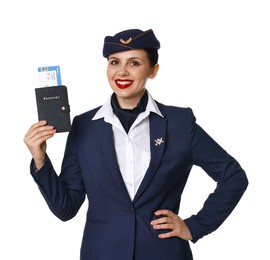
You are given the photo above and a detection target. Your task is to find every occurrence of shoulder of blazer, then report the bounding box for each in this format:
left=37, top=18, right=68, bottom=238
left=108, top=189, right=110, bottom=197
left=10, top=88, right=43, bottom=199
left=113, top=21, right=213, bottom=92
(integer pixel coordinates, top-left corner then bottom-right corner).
left=73, top=106, right=102, bottom=122
left=154, top=100, right=194, bottom=119
left=69, top=106, right=104, bottom=132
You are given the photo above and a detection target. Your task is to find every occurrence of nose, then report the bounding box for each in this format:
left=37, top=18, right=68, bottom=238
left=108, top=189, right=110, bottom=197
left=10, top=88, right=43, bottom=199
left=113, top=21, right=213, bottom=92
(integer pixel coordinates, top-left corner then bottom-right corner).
left=118, top=64, right=129, bottom=77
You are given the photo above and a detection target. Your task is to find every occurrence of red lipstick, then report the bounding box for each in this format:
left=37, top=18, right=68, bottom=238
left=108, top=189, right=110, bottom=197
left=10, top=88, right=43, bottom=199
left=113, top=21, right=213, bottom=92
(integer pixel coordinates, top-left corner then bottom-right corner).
left=115, top=79, right=133, bottom=89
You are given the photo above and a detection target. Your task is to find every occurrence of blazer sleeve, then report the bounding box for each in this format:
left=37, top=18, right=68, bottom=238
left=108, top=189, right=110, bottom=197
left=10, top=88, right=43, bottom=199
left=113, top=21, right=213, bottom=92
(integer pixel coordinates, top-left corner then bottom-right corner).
left=30, top=117, right=86, bottom=221
left=184, top=108, right=248, bottom=243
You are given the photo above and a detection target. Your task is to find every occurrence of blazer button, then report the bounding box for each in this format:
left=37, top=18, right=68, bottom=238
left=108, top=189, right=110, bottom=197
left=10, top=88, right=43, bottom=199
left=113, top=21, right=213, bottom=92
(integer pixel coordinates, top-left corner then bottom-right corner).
left=128, top=207, right=135, bottom=214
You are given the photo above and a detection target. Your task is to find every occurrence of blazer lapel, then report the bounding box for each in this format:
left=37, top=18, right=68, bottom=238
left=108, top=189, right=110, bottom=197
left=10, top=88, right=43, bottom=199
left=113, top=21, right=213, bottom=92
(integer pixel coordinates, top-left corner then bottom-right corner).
left=94, top=119, right=128, bottom=192
left=133, top=112, right=167, bottom=203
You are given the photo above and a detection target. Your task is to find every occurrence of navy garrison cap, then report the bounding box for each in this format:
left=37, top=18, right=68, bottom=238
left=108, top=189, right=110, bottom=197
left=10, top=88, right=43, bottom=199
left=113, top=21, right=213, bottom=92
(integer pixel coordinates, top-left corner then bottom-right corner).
left=103, top=29, right=160, bottom=57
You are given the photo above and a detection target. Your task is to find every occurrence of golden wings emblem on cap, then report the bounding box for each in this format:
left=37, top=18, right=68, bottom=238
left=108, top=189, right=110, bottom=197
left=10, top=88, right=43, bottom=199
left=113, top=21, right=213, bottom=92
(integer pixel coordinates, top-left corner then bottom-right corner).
left=120, top=37, right=133, bottom=44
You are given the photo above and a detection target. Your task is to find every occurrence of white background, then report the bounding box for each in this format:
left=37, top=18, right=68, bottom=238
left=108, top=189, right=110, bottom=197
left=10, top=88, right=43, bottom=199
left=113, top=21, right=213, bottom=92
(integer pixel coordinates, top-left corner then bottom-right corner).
left=1, top=0, right=269, bottom=259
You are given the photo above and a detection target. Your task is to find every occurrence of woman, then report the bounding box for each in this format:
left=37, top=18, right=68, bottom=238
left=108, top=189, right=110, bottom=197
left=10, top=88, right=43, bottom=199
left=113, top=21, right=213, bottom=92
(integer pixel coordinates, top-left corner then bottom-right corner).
left=24, top=29, right=248, bottom=260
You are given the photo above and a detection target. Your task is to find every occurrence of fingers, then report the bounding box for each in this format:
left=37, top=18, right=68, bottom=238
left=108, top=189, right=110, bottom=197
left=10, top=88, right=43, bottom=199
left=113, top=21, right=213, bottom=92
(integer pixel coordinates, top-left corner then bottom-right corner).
left=23, top=121, right=56, bottom=167
left=24, top=121, right=56, bottom=146
left=151, top=209, right=192, bottom=241
left=154, top=209, right=176, bottom=218
left=152, top=210, right=180, bottom=227
left=151, top=210, right=179, bottom=232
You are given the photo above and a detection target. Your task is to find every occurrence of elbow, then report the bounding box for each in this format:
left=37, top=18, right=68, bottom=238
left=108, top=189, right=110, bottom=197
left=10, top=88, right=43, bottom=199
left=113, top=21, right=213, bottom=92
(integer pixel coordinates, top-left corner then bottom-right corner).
left=55, top=212, right=77, bottom=222
left=49, top=206, right=78, bottom=222
left=238, top=169, right=249, bottom=193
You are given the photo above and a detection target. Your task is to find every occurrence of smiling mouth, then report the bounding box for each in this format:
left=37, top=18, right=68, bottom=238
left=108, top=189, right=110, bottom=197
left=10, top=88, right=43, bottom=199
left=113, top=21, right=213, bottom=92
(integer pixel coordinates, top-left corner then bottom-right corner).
left=115, top=80, right=133, bottom=89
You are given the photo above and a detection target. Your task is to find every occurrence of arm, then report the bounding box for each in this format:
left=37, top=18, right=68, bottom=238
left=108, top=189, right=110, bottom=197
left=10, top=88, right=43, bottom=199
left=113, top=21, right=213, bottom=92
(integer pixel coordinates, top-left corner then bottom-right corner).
left=151, top=108, right=248, bottom=242
left=184, top=108, right=248, bottom=242
left=24, top=120, right=86, bottom=221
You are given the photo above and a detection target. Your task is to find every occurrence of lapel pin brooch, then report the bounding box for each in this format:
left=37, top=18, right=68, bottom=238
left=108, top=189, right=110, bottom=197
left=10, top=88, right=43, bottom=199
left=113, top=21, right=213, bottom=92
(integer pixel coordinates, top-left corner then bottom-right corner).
left=154, top=137, right=164, bottom=146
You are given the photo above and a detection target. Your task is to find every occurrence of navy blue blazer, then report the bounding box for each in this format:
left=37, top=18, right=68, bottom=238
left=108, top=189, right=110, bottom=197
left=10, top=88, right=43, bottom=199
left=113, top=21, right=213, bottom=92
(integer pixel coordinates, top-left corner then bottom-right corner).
left=30, top=102, right=248, bottom=260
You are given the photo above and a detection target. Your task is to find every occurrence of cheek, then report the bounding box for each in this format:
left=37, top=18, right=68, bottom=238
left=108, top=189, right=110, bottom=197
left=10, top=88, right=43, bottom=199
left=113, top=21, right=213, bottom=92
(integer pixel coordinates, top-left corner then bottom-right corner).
left=138, top=73, right=150, bottom=83
left=107, top=67, right=112, bottom=77
left=106, top=71, right=115, bottom=88
left=107, top=68, right=118, bottom=80
left=139, top=68, right=152, bottom=78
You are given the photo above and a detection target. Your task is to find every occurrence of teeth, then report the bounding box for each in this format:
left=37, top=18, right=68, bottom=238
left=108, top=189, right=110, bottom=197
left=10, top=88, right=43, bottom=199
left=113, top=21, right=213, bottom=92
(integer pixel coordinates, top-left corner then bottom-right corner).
left=117, top=81, right=131, bottom=85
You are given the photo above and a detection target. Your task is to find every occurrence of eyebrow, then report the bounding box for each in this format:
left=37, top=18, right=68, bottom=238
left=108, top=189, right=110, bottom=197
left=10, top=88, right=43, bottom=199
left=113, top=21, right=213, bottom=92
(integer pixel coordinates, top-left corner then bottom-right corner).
left=108, top=56, right=143, bottom=61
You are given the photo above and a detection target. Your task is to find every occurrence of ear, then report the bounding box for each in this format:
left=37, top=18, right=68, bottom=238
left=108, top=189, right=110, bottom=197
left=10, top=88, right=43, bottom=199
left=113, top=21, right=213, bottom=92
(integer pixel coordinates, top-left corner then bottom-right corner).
left=149, top=64, right=159, bottom=79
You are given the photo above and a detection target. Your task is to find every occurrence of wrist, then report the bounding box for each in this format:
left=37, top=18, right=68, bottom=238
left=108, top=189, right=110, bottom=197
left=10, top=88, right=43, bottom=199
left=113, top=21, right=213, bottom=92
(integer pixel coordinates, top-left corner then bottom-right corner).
left=34, top=157, right=46, bottom=172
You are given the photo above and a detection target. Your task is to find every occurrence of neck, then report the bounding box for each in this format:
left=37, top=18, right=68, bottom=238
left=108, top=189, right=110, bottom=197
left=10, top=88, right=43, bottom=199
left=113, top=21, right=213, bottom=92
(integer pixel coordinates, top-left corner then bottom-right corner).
left=116, top=90, right=146, bottom=110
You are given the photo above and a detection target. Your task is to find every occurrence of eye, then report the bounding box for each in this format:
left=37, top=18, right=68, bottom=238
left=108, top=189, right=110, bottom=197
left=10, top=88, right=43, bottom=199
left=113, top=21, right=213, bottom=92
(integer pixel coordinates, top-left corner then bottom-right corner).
left=109, top=60, right=118, bottom=65
left=130, top=61, right=140, bottom=66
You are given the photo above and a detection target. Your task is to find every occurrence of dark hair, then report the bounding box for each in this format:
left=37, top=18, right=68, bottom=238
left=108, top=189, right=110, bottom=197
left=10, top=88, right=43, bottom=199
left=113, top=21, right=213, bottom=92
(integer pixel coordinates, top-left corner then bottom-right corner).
left=145, top=48, right=159, bottom=67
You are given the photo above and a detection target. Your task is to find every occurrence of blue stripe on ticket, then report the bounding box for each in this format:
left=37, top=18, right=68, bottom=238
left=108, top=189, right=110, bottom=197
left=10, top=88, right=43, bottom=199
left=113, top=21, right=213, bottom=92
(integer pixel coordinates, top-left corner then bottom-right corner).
left=38, top=65, right=62, bottom=87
